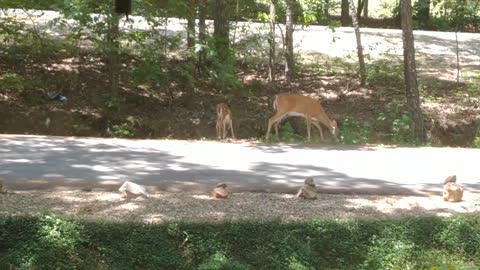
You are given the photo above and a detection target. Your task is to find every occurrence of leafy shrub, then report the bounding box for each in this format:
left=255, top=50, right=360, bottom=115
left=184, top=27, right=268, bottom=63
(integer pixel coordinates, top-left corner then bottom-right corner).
left=340, top=116, right=372, bottom=144
left=112, top=122, right=134, bottom=138
left=198, top=251, right=249, bottom=270
left=72, top=123, right=92, bottom=136
left=376, top=101, right=417, bottom=145
left=391, top=113, right=414, bottom=144
left=1, top=214, right=480, bottom=269
left=0, top=73, right=25, bottom=92
left=474, top=134, right=480, bottom=148
left=268, top=122, right=305, bottom=143
left=105, top=94, right=123, bottom=112
left=366, top=60, right=403, bottom=86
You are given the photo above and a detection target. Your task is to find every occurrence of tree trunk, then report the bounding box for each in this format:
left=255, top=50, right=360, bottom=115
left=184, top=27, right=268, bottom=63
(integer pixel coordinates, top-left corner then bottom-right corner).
left=363, top=0, right=368, bottom=18
left=356, top=0, right=365, bottom=19
left=324, top=0, right=330, bottom=17
left=187, top=0, right=196, bottom=49
left=232, top=0, right=240, bottom=52
left=268, top=0, right=276, bottom=82
left=213, top=0, right=229, bottom=63
left=400, top=0, right=426, bottom=143
left=341, top=0, right=349, bottom=26
left=285, top=0, right=295, bottom=83
left=198, top=0, right=206, bottom=68
left=107, top=14, right=120, bottom=94
left=348, top=0, right=366, bottom=86
left=455, top=31, right=460, bottom=84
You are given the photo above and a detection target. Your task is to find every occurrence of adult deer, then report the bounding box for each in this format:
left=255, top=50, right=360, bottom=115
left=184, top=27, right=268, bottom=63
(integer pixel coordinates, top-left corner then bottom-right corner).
left=266, top=93, right=339, bottom=141
left=216, top=103, right=235, bottom=139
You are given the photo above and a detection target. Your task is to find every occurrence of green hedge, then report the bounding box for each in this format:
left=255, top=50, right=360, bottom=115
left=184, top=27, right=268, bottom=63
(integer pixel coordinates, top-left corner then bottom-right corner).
left=1, top=214, right=479, bottom=269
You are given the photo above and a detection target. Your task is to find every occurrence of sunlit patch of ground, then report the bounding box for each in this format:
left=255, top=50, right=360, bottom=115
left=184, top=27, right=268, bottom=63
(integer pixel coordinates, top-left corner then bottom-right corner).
left=1, top=190, right=478, bottom=223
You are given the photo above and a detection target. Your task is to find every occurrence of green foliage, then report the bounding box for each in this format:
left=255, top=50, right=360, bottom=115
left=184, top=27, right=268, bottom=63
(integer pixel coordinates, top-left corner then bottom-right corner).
left=377, top=101, right=417, bottom=145
left=112, top=122, right=134, bottom=138
left=209, top=63, right=242, bottom=91
left=272, top=122, right=305, bottom=143
left=464, top=73, right=480, bottom=95
left=72, top=123, right=92, bottom=136
left=391, top=114, right=414, bottom=144
left=0, top=214, right=89, bottom=269
left=1, top=214, right=480, bottom=269
left=340, top=116, right=372, bottom=144
left=366, top=60, right=403, bottom=86
left=105, top=94, right=122, bottom=112
left=297, top=0, right=339, bottom=25
left=0, top=0, right=60, bottom=10
left=474, top=133, right=480, bottom=148
left=198, top=251, right=249, bottom=270
left=0, top=73, right=25, bottom=92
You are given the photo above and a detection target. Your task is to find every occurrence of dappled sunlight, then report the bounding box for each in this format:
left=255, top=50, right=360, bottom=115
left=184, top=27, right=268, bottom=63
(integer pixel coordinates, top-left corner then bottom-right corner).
left=98, top=174, right=125, bottom=180
left=95, top=192, right=124, bottom=201
left=272, top=193, right=295, bottom=199
left=116, top=202, right=140, bottom=211
left=192, top=194, right=214, bottom=200
left=143, top=213, right=168, bottom=223
left=1, top=190, right=479, bottom=223
left=345, top=193, right=480, bottom=216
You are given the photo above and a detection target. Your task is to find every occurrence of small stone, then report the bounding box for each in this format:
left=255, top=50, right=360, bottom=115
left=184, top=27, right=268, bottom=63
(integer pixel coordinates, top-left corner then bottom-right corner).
left=296, top=177, right=317, bottom=200
left=212, top=183, right=230, bottom=199
left=443, top=175, right=457, bottom=185
left=443, top=182, right=463, bottom=202
left=118, top=181, right=149, bottom=199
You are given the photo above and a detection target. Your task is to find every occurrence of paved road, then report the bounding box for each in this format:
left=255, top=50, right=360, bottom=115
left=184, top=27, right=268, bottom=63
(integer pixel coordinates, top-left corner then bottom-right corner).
left=1, top=135, right=479, bottom=196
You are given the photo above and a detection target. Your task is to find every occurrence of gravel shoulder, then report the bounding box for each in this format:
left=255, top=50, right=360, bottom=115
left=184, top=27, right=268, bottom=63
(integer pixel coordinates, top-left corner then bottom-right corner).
left=1, top=190, right=479, bottom=223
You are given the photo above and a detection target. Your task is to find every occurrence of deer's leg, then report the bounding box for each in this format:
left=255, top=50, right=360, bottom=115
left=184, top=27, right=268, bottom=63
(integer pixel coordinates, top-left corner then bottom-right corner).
left=229, top=118, right=235, bottom=139
left=312, top=122, right=324, bottom=141
left=305, top=115, right=312, bottom=142
left=274, top=120, right=280, bottom=137
left=216, top=118, right=222, bottom=139
left=266, top=112, right=286, bottom=139
left=222, top=120, right=227, bottom=139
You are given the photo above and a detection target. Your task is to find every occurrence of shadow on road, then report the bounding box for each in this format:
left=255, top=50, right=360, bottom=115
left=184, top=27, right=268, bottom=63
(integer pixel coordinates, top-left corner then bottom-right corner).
left=1, top=136, right=479, bottom=197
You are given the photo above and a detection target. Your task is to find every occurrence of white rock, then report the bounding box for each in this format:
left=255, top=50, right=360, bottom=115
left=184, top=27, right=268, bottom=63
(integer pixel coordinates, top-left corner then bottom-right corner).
left=118, top=181, right=149, bottom=198
left=296, top=177, right=317, bottom=200
left=212, top=183, right=230, bottom=199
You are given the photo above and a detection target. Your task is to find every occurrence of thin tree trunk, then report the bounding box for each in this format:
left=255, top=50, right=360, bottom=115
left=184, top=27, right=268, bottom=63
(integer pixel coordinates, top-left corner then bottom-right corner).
left=400, top=0, right=426, bottom=143
left=163, top=17, right=168, bottom=55
left=363, top=0, right=368, bottom=18
left=198, top=0, right=206, bottom=68
left=107, top=14, right=120, bottom=94
left=285, top=0, right=295, bottom=83
left=341, top=0, right=349, bottom=26
left=268, top=0, right=276, bottom=82
left=348, top=0, right=366, bottom=85
left=187, top=0, right=196, bottom=49
left=213, top=0, right=230, bottom=63
left=455, top=31, right=460, bottom=84
left=357, top=0, right=365, bottom=19
left=324, top=0, right=330, bottom=17
left=232, top=0, right=240, bottom=51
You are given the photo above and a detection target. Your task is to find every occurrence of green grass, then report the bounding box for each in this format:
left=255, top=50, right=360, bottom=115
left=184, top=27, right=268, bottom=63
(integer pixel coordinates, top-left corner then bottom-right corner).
left=1, top=214, right=479, bottom=269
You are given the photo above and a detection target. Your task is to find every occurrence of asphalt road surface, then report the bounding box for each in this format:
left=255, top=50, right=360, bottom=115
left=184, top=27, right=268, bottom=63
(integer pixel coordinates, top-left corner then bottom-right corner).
left=1, top=134, right=479, bottom=196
